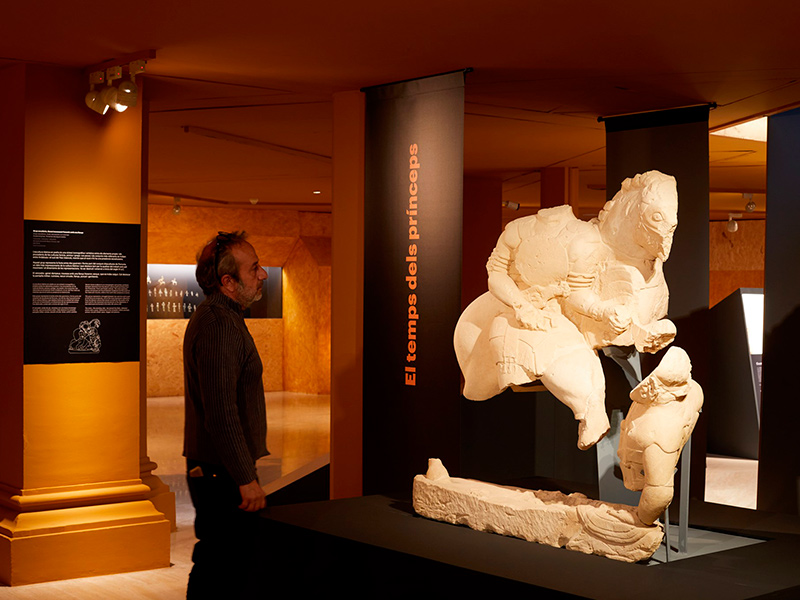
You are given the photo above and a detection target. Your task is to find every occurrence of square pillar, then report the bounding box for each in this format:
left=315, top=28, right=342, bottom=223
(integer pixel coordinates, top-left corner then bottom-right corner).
left=0, top=63, right=170, bottom=585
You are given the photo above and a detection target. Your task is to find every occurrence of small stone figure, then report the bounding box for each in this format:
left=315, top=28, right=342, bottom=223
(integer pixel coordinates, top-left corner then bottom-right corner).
left=618, top=346, right=704, bottom=525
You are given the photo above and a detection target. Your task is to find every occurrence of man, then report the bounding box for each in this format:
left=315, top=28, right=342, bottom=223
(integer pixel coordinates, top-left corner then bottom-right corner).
left=183, top=230, right=269, bottom=598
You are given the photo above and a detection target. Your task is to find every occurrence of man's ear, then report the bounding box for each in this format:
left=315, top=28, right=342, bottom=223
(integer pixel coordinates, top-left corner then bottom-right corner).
left=220, top=273, right=237, bottom=291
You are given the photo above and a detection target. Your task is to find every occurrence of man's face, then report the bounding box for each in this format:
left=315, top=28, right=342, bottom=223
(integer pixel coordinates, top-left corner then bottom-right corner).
left=230, top=242, right=267, bottom=309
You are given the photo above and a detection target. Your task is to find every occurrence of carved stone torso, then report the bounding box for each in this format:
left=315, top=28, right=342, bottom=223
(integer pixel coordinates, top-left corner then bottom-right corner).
left=507, top=206, right=575, bottom=299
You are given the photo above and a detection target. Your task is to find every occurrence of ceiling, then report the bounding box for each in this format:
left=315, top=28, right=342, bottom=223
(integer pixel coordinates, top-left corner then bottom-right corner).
left=3, top=1, right=799, bottom=219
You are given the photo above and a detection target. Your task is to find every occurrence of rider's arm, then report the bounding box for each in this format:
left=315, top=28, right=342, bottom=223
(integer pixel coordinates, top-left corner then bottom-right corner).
left=486, top=220, right=529, bottom=311
left=562, top=229, right=631, bottom=333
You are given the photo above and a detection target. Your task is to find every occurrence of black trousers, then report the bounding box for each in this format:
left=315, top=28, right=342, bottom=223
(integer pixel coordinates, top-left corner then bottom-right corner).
left=185, top=459, right=262, bottom=599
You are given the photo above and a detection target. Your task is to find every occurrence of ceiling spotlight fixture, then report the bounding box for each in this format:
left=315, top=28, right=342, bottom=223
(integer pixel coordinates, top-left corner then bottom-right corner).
left=727, top=213, right=741, bottom=233
left=743, top=192, right=756, bottom=213
left=173, top=197, right=182, bottom=215
left=85, top=71, right=109, bottom=115
left=502, top=200, right=520, bottom=210
left=83, top=58, right=148, bottom=116
left=249, top=198, right=259, bottom=205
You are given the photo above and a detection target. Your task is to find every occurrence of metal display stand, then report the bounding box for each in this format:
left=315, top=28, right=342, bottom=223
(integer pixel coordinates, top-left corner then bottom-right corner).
left=662, top=438, right=691, bottom=562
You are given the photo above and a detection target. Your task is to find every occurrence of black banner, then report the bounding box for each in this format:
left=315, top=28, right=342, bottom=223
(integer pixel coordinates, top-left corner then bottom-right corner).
left=24, top=220, right=140, bottom=364
left=363, top=72, right=465, bottom=493
left=604, top=104, right=710, bottom=501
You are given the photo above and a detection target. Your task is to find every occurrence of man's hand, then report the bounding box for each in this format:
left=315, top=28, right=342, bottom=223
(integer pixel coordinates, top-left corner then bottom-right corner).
left=238, top=480, right=266, bottom=512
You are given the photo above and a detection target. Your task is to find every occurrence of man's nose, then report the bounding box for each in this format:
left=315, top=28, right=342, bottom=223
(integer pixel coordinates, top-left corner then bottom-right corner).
left=259, top=267, right=268, bottom=280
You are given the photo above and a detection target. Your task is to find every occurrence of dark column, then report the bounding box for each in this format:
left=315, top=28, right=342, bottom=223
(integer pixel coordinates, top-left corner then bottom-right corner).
left=462, top=177, right=502, bottom=310
left=758, top=107, right=800, bottom=514
left=604, top=105, right=710, bottom=501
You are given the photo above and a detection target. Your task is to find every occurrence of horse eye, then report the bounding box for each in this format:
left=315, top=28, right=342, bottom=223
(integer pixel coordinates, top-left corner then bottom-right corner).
left=652, top=212, right=663, bottom=222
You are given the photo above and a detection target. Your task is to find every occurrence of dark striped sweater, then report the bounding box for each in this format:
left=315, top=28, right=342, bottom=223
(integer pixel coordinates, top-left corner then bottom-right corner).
left=183, top=292, right=268, bottom=485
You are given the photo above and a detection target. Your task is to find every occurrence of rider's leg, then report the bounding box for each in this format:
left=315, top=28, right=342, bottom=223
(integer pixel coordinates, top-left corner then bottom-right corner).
left=541, top=347, right=610, bottom=450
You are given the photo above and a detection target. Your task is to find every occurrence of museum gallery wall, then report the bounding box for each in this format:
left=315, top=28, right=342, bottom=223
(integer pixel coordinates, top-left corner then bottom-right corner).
left=709, top=220, right=764, bottom=308
left=146, top=204, right=331, bottom=396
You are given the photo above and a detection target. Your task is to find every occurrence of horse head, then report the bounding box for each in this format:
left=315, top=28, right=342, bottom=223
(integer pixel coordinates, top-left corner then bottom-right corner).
left=596, top=171, right=678, bottom=262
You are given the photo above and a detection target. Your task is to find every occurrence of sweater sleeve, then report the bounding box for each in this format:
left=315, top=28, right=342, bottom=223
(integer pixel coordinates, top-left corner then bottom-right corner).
left=193, top=316, right=258, bottom=486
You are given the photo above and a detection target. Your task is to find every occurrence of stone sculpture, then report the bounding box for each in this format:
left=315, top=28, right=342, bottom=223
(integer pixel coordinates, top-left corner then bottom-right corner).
left=619, top=346, right=704, bottom=525
left=413, top=171, right=706, bottom=562
left=454, top=171, right=679, bottom=449
left=413, top=459, right=663, bottom=563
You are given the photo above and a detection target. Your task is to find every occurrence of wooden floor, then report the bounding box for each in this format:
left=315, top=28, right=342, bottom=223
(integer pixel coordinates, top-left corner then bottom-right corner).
left=0, top=396, right=758, bottom=598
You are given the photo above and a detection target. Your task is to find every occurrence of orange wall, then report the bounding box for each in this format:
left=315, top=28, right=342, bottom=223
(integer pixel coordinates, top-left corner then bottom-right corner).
left=283, top=236, right=332, bottom=394
left=709, top=220, right=765, bottom=307
left=147, top=204, right=330, bottom=395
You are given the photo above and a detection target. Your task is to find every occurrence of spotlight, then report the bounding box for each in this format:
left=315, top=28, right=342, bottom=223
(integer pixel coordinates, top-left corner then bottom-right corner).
left=116, top=60, right=145, bottom=110
left=502, top=200, right=520, bottom=210
left=85, top=71, right=109, bottom=115
left=743, top=193, right=756, bottom=213
left=173, top=197, right=181, bottom=215
left=117, top=79, right=138, bottom=109
left=102, top=66, right=128, bottom=113
left=727, top=213, right=741, bottom=233
left=98, top=83, right=125, bottom=113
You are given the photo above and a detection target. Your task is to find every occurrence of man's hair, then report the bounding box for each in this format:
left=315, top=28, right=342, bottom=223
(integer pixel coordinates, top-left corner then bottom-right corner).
left=195, top=231, right=249, bottom=295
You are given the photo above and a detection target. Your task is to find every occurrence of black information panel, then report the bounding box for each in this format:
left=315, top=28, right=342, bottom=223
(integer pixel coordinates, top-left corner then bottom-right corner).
left=24, top=220, right=140, bottom=365
left=146, top=264, right=282, bottom=319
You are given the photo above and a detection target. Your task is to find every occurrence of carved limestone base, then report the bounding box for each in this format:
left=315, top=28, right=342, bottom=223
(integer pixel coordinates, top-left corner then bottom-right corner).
left=412, top=458, right=663, bottom=563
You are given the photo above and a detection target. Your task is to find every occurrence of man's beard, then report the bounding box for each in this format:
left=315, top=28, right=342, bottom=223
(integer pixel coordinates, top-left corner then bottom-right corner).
left=235, top=282, right=262, bottom=308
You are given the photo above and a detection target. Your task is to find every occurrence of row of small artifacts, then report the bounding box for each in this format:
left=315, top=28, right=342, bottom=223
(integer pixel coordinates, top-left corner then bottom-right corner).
left=148, top=302, right=197, bottom=313
left=147, top=288, right=200, bottom=298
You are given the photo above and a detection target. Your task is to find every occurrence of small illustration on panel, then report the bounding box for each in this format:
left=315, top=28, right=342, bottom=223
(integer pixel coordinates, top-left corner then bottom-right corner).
left=68, top=318, right=102, bottom=354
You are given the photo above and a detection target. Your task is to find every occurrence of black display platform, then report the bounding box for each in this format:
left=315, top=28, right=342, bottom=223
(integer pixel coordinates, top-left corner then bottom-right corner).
left=260, top=494, right=800, bottom=598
